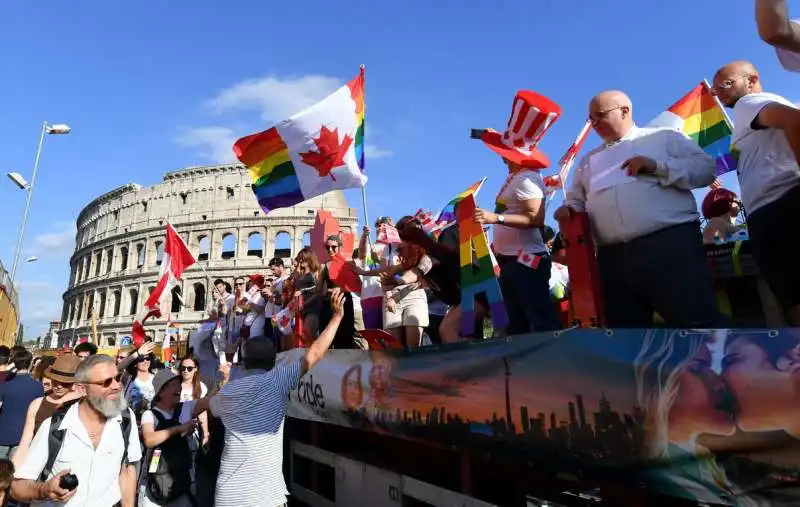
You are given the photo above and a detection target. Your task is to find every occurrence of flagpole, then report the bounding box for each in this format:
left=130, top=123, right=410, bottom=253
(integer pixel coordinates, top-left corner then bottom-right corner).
left=702, top=79, right=734, bottom=130
left=359, top=64, right=370, bottom=230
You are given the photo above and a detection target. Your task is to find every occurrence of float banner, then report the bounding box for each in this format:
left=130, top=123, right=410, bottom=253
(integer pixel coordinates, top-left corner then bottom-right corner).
left=284, top=329, right=800, bottom=505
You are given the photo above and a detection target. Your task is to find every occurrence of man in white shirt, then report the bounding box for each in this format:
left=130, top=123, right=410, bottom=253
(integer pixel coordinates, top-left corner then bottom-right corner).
left=712, top=61, right=800, bottom=325
left=756, top=0, right=800, bottom=71
left=553, top=90, right=723, bottom=328
left=12, top=354, right=141, bottom=507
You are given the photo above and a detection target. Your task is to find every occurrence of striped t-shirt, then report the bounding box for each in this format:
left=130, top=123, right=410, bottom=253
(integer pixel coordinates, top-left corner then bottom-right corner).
left=210, top=358, right=302, bottom=507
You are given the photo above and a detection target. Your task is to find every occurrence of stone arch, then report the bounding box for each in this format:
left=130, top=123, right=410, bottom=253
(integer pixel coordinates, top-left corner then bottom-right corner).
left=136, top=243, right=146, bottom=268
left=129, top=288, right=139, bottom=315
left=247, top=231, right=264, bottom=258
left=198, top=235, right=210, bottom=261
left=112, top=290, right=121, bottom=317
left=171, top=286, right=182, bottom=313
left=221, top=233, right=236, bottom=259
left=120, top=246, right=129, bottom=271
left=193, top=282, right=206, bottom=311
left=274, top=231, right=292, bottom=259
left=155, top=240, right=164, bottom=265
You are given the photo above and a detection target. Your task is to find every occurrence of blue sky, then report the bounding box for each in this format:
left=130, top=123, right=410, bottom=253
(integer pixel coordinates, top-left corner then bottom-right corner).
left=0, top=0, right=796, bottom=337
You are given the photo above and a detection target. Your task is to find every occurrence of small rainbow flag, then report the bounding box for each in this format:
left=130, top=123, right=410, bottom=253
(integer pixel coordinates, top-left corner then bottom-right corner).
left=435, top=177, right=487, bottom=226
left=233, top=69, right=367, bottom=213
left=648, top=82, right=737, bottom=176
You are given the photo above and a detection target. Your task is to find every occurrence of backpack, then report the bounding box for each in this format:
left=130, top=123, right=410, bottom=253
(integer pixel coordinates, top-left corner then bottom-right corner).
left=38, top=399, right=133, bottom=482
left=145, top=403, right=195, bottom=504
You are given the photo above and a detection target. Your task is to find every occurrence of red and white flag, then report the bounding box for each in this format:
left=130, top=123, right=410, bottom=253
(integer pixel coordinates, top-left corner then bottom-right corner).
left=376, top=224, right=401, bottom=245
left=132, top=223, right=196, bottom=346
left=551, top=119, right=592, bottom=190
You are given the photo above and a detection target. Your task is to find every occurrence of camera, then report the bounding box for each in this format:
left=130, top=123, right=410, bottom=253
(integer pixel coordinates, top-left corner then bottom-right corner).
left=59, top=473, right=79, bottom=491
left=470, top=128, right=488, bottom=140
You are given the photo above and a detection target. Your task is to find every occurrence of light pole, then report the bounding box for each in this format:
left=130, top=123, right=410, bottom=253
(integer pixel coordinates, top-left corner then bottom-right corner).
left=8, top=121, right=71, bottom=283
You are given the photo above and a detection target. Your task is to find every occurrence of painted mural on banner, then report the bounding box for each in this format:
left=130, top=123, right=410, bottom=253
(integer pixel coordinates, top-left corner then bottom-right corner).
left=284, top=329, right=800, bottom=505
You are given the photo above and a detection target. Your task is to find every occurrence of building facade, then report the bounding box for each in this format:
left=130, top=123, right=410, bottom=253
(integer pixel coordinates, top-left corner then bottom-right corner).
left=0, top=259, right=20, bottom=347
left=58, top=164, right=358, bottom=348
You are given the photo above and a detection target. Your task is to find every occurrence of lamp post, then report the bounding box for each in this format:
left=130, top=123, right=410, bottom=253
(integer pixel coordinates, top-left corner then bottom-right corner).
left=8, top=121, right=71, bottom=283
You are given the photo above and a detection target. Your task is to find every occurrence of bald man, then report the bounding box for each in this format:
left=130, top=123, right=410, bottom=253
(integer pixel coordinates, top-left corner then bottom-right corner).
left=756, top=0, right=800, bottom=71
left=554, top=91, right=724, bottom=329
left=712, top=61, right=800, bottom=325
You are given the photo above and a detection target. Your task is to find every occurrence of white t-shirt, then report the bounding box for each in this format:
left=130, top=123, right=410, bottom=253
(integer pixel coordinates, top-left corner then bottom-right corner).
left=243, top=291, right=266, bottom=337
left=125, top=374, right=155, bottom=414
left=549, top=262, right=570, bottom=295
left=180, top=382, right=208, bottom=402
left=492, top=171, right=547, bottom=256
left=732, top=92, right=800, bottom=213
left=775, top=20, right=800, bottom=72
left=140, top=400, right=197, bottom=428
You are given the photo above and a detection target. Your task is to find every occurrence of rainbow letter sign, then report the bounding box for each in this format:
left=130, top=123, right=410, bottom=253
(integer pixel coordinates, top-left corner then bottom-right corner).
left=456, top=194, right=509, bottom=336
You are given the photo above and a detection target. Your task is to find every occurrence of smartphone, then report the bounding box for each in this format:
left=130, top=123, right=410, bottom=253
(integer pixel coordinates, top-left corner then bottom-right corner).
left=470, top=128, right=487, bottom=140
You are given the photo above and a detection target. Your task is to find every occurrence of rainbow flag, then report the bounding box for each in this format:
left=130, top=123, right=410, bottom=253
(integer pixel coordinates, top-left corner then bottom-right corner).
left=233, top=69, right=367, bottom=213
left=456, top=194, right=508, bottom=336
left=648, top=83, right=737, bottom=176
left=435, top=177, right=487, bottom=226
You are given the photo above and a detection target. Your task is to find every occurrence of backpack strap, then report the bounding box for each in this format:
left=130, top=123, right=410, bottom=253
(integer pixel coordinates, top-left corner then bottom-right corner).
left=39, top=398, right=80, bottom=482
left=119, top=408, right=132, bottom=467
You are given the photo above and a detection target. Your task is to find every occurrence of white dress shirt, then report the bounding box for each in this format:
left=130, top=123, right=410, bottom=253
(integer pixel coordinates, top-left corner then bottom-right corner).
left=566, top=125, right=716, bottom=246
left=15, top=403, right=142, bottom=507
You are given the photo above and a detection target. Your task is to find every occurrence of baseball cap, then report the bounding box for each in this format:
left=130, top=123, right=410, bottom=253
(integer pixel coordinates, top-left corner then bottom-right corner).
left=776, top=20, right=800, bottom=72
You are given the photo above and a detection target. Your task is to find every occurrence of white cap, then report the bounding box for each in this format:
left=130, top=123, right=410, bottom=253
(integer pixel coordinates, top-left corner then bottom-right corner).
left=776, top=20, right=800, bottom=72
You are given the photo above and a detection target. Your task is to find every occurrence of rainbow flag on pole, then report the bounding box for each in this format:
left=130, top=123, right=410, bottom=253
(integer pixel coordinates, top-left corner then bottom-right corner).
left=233, top=68, right=367, bottom=213
left=648, top=82, right=737, bottom=176
left=435, top=177, right=487, bottom=226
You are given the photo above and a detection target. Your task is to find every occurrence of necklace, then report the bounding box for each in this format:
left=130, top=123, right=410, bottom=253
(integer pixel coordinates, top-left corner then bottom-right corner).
left=495, top=170, right=525, bottom=214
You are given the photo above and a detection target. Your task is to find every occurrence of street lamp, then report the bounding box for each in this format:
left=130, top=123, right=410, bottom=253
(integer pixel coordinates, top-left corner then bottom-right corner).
left=8, top=121, right=71, bottom=283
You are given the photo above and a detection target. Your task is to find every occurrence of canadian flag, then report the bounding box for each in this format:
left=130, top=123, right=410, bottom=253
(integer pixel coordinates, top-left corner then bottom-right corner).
left=376, top=224, right=401, bottom=245
left=131, top=223, right=196, bottom=346
left=517, top=248, right=542, bottom=269
left=413, top=208, right=447, bottom=236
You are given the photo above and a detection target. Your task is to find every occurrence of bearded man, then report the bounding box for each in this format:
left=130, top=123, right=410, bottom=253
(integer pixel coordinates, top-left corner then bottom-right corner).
left=11, top=354, right=141, bottom=507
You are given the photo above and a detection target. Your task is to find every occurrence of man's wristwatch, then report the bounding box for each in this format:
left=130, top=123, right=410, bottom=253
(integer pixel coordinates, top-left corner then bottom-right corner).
left=497, top=214, right=506, bottom=224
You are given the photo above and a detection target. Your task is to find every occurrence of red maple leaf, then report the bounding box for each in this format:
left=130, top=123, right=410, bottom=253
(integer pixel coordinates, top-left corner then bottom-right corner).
left=300, top=126, right=353, bottom=180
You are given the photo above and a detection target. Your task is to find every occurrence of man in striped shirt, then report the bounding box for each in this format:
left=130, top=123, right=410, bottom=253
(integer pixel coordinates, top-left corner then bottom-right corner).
left=205, top=289, right=346, bottom=507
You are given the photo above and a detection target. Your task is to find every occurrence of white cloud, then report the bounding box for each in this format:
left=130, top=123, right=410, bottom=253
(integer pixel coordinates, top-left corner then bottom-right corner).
left=206, top=75, right=342, bottom=121
left=364, top=144, right=393, bottom=160
left=179, top=74, right=392, bottom=164
left=32, top=222, right=75, bottom=256
left=175, top=126, right=238, bottom=164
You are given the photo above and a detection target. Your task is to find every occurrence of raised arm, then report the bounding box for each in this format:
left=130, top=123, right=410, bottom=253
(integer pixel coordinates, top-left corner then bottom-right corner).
left=301, top=289, right=345, bottom=375
left=756, top=0, right=800, bottom=52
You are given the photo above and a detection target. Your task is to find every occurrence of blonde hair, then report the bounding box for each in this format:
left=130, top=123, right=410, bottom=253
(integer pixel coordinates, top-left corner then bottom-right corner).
left=633, top=330, right=705, bottom=459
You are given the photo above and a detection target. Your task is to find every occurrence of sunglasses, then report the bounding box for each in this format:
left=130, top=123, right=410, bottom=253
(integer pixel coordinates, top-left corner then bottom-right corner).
left=137, top=356, right=151, bottom=363
left=325, top=244, right=339, bottom=251
left=179, top=366, right=195, bottom=372
left=85, top=372, right=123, bottom=388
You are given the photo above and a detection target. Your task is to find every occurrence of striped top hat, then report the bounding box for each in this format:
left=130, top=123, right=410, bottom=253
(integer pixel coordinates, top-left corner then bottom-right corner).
left=481, top=91, right=562, bottom=169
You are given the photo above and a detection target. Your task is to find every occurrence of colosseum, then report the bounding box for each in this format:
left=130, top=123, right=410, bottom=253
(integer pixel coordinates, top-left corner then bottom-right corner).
left=57, top=164, right=358, bottom=348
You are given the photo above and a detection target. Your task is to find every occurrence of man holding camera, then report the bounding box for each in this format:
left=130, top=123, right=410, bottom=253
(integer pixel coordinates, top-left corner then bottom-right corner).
left=11, top=355, right=141, bottom=507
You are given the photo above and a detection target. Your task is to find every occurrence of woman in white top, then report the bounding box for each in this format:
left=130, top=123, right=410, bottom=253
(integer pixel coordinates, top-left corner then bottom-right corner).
left=124, top=354, right=156, bottom=418
left=139, top=369, right=201, bottom=507
left=177, top=355, right=209, bottom=448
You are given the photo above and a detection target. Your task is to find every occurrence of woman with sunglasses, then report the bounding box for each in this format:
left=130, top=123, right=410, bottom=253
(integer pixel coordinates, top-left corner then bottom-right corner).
left=292, top=248, right=323, bottom=345
left=178, top=356, right=210, bottom=449
left=13, top=354, right=82, bottom=467
left=318, top=235, right=358, bottom=349
left=124, top=352, right=156, bottom=418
